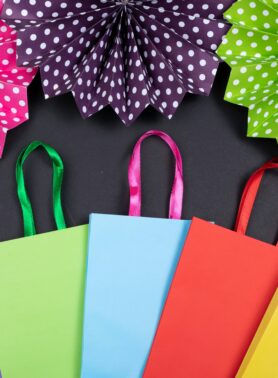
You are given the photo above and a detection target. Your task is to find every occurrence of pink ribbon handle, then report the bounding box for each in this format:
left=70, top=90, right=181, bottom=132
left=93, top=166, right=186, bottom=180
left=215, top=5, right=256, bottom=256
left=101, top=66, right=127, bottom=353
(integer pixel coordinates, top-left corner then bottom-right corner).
left=128, top=130, right=184, bottom=220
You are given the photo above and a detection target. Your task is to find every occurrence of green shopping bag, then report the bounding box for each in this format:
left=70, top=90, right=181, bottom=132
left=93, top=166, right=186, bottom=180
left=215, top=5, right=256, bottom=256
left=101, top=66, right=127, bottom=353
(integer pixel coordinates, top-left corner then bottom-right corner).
left=0, top=142, right=88, bottom=378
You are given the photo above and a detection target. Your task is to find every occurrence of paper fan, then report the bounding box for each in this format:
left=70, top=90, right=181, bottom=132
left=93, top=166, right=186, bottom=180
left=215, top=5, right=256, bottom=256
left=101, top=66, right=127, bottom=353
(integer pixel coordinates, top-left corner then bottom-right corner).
left=217, top=0, right=278, bottom=140
left=2, top=1, right=231, bottom=125
left=0, top=0, right=37, bottom=157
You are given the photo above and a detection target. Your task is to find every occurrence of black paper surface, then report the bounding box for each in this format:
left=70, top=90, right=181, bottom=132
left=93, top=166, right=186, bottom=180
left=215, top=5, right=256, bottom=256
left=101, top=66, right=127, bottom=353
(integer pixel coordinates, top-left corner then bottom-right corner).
left=0, top=64, right=277, bottom=244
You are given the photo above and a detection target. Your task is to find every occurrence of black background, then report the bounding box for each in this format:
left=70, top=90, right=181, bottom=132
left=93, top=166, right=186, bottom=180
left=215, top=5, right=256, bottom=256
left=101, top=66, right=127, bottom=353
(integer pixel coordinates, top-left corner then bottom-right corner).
left=0, top=63, right=277, bottom=244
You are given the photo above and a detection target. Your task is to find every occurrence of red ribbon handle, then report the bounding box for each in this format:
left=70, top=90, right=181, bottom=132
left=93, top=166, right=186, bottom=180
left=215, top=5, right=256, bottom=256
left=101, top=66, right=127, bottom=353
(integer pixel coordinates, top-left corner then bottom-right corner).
left=235, top=158, right=278, bottom=239
left=128, top=130, right=184, bottom=220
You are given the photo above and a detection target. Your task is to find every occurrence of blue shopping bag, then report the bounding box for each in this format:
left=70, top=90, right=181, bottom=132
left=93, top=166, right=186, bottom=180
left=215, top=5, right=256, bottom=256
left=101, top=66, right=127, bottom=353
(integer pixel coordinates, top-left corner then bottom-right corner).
left=81, top=130, right=191, bottom=378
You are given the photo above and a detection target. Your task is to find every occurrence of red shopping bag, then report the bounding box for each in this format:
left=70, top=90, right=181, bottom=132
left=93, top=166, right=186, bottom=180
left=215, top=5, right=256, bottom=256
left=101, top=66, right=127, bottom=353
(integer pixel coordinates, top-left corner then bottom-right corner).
left=144, top=159, right=278, bottom=378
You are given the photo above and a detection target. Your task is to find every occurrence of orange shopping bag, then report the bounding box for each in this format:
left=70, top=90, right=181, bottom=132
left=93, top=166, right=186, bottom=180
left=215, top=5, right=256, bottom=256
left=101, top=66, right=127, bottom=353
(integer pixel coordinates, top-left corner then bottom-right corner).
left=144, top=159, right=278, bottom=378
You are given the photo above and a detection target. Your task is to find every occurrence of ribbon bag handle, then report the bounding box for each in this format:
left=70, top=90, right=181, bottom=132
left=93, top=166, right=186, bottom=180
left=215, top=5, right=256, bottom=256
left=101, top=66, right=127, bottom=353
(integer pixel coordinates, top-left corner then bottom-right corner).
left=235, top=158, right=278, bottom=240
left=16, top=141, right=66, bottom=237
left=128, top=130, right=184, bottom=220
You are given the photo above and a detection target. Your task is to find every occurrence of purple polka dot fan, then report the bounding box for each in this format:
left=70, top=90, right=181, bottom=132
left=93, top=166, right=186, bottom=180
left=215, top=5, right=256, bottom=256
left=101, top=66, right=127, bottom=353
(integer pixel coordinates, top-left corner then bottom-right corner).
left=2, top=1, right=231, bottom=125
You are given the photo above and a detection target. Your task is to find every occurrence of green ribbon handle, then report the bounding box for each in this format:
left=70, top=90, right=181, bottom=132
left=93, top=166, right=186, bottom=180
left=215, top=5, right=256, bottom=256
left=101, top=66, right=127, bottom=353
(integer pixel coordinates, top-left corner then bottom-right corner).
left=16, top=141, right=66, bottom=237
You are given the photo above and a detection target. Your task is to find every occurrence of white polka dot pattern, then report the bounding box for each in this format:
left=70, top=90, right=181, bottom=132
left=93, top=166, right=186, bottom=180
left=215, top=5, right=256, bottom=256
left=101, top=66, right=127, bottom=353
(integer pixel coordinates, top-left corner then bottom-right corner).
left=0, top=0, right=37, bottom=157
left=217, top=0, right=278, bottom=140
left=2, top=0, right=231, bottom=125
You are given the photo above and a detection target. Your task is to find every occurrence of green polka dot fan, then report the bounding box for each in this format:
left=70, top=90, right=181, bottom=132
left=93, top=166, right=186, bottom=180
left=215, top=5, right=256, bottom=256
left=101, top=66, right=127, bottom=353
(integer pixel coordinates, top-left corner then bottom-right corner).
left=217, top=0, right=278, bottom=141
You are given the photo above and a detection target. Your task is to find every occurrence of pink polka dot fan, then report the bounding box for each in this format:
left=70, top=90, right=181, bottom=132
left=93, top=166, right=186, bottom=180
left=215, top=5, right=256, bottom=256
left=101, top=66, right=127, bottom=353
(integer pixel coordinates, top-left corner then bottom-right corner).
left=0, top=0, right=37, bottom=158
left=2, top=0, right=231, bottom=126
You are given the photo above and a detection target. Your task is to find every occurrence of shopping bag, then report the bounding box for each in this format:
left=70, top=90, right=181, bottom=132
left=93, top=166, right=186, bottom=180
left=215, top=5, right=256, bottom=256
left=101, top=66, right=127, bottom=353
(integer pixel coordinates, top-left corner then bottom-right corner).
left=144, top=159, right=278, bottom=378
left=236, top=288, right=278, bottom=378
left=0, top=142, right=88, bottom=378
left=81, top=130, right=191, bottom=378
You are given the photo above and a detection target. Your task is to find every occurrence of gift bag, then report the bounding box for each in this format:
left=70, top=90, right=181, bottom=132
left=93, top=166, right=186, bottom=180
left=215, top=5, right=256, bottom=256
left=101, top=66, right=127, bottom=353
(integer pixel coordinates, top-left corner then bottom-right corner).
left=81, top=130, right=191, bottom=378
left=144, top=159, right=278, bottom=378
left=236, top=288, right=278, bottom=378
left=0, top=142, right=88, bottom=378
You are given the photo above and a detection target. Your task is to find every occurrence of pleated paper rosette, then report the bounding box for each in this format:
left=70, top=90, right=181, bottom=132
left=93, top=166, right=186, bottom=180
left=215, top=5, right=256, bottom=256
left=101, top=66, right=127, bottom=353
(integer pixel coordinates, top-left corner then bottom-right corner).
left=0, top=0, right=37, bottom=157
left=217, top=0, right=278, bottom=140
left=2, top=1, right=231, bottom=125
